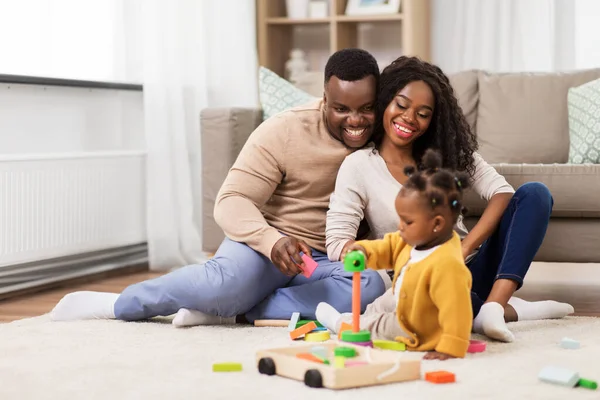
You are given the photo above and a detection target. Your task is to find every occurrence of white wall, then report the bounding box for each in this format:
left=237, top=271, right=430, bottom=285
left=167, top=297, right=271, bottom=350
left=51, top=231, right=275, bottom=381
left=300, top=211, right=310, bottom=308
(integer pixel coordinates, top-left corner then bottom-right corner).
left=0, top=83, right=144, bottom=156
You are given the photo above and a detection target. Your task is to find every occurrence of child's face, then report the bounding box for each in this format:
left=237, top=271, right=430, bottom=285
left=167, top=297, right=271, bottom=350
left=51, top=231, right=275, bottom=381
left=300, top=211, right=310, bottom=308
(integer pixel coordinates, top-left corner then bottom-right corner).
left=395, top=190, right=440, bottom=248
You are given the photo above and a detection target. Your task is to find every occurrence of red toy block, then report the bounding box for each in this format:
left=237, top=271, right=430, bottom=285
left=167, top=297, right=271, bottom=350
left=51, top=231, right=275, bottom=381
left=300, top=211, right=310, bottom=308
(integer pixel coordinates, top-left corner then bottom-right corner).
left=300, top=254, right=318, bottom=278
left=425, top=370, right=455, bottom=384
left=467, top=340, right=486, bottom=353
left=290, top=321, right=318, bottom=340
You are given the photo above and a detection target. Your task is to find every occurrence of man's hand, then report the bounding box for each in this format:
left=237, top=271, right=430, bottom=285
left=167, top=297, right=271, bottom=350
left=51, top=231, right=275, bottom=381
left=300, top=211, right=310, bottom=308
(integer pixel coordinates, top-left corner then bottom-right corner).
left=341, top=241, right=367, bottom=262
left=271, top=237, right=313, bottom=276
left=423, top=351, right=455, bottom=361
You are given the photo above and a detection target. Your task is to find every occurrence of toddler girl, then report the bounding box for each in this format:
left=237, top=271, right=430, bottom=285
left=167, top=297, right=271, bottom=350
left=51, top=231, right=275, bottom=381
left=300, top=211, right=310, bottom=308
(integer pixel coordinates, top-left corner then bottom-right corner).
left=317, top=149, right=473, bottom=360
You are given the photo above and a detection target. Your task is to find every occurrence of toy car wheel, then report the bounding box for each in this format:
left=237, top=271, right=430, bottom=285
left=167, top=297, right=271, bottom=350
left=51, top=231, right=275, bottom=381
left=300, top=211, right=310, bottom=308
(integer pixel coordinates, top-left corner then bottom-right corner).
left=304, top=369, right=323, bottom=388
left=258, top=357, right=276, bottom=376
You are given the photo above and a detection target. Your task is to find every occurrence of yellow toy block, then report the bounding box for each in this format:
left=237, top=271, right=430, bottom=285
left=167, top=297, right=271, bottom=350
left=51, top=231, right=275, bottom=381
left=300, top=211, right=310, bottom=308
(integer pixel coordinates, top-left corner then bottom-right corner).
left=212, top=362, right=243, bottom=372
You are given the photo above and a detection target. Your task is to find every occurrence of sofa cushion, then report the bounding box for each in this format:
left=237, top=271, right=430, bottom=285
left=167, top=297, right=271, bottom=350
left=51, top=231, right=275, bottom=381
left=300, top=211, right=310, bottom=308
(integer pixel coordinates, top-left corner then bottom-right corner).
left=462, top=163, right=600, bottom=218
left=476, top=69, right=600, bottom=164
left=568, top=78, right=600, bottom=163
left=258, top=66, right=317, bottom=121
left=448, top=70, right=479, bottom=132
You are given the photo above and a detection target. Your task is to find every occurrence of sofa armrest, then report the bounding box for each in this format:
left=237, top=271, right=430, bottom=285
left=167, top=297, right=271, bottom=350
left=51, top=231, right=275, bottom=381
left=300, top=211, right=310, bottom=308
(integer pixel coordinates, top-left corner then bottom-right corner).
left=201, top=107, right=263, bottom=253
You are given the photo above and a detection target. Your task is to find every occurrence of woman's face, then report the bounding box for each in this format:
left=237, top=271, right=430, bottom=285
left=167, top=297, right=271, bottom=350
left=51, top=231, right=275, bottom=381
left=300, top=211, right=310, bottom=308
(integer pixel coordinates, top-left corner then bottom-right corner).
left=382, top=80, right=435, bottom=149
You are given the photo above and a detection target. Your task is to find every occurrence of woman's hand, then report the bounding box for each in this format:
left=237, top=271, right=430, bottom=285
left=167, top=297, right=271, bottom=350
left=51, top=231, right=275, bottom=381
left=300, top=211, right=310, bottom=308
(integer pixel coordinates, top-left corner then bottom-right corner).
left=423, top=351, right=455, bottom=361
left=461, top=240, right=473, bottom=261
left=341, top=242, right=367, bottom=262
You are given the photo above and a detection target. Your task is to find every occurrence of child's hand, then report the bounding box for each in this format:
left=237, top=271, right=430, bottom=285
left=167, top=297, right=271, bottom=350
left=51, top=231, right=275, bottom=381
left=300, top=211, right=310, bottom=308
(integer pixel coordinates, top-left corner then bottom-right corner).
left=341, top=242, right=367, bottom=261
left=423, top=351, right=455, bottom=361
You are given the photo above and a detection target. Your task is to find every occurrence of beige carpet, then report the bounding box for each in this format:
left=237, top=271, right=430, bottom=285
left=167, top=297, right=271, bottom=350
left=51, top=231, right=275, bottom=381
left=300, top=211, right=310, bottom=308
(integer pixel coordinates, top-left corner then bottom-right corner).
left=1, top=315, right=599, bottom=400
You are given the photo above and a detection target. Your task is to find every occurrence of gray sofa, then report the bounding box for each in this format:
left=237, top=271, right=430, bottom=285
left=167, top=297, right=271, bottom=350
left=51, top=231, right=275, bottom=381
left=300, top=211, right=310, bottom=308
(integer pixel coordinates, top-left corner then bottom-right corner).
left=201, top=69, right=600, bottom=263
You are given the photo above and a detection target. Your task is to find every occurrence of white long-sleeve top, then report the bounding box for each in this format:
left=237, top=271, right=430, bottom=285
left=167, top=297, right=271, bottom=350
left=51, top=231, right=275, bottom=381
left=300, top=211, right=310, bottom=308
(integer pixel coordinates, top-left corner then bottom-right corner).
left=325, top=145, right=515, bottom=262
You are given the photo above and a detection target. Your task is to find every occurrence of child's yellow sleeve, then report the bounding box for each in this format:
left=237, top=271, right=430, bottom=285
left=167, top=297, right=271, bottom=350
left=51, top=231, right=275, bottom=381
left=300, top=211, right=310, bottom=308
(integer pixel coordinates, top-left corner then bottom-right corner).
left=356, top=231, right=406, bottom=271
left=429, top=260, right=473, bottom=358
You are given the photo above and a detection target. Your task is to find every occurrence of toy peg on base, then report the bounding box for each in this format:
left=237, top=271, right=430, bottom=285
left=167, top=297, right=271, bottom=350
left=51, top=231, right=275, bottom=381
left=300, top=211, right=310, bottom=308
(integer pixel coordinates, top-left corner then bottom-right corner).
left=342, top=250, right=372, bottom=343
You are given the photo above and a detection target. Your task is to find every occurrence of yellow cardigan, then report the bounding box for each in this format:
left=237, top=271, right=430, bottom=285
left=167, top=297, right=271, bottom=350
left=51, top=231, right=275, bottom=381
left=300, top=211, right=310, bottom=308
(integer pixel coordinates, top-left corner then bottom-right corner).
left=356, top=231, right=473, bottom=358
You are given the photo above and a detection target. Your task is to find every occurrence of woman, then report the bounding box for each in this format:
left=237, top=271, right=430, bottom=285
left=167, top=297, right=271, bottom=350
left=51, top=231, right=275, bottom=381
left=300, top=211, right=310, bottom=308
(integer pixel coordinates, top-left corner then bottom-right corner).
left=326, top=56, right=574, bottom=342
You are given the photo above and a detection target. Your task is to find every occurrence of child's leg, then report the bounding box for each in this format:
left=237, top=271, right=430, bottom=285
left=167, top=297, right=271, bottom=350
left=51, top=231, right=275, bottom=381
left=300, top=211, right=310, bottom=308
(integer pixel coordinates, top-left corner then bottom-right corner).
left=358, top=311, right=408, bottom=341
left=316, top=302, right=406, bottom=341
left=364, top=288, right=396, bottom=315
left=316, top=288, right=395, bottom=332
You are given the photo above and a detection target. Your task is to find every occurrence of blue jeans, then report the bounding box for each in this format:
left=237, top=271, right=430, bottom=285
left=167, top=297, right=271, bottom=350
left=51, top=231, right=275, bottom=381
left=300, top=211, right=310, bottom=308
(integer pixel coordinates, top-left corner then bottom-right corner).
left=467, top=182, right=553, bottom=317
left=114, top=237, right=386, bottom=322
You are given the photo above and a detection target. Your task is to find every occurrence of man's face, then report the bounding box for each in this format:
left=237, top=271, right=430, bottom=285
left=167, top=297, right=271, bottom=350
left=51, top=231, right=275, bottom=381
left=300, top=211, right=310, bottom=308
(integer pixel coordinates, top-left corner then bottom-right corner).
left=323, top=75, right=377, bottom=148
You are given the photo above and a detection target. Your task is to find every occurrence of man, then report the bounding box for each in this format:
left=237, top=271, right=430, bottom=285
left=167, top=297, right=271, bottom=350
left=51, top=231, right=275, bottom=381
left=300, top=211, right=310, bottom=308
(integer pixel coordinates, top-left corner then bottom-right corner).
left=50, top=48, right=390, bottom=325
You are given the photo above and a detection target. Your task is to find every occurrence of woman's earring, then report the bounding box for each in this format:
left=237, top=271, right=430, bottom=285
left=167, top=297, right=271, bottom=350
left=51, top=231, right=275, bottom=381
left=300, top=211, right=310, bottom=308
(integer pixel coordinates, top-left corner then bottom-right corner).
left=433, top=227, right=438, bottom=233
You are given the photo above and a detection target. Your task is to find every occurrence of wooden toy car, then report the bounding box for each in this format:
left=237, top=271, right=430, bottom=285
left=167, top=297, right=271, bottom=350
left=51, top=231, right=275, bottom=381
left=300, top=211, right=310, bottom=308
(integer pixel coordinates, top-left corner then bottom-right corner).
left=256, top=342, right=421, bottom=389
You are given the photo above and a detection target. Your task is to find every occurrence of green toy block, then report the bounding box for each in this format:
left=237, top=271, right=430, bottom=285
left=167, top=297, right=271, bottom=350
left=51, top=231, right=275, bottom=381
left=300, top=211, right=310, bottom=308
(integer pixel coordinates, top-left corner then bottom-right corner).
left=578, top=378, right=598, bottom=390
left=334, top=346, right=357, bottom=358
left=296, top=319, right=323, bottom=329
left=341, top=330, right=371, bottom=343
left=212, top=362, right=243, bottom=372
left=344, top=250, right=366, bottom=272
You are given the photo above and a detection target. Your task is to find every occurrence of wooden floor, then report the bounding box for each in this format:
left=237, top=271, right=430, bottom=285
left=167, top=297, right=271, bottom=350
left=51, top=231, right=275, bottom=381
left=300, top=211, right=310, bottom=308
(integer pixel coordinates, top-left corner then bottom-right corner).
left=0, top=271, right=163, bottom=323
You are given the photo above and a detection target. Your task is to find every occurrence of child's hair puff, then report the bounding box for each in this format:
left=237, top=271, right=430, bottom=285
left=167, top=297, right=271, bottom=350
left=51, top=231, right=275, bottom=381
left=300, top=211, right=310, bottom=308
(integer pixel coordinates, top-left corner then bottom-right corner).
left=402, top=149, right=471, bottom=220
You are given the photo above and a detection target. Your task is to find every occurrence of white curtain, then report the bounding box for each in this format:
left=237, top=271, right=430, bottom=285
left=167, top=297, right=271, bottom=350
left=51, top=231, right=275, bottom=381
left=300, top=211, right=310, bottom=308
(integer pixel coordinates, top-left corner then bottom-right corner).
left=116, top=0, right=259, bottom=271
left=432, top=0, right=600, bottom=74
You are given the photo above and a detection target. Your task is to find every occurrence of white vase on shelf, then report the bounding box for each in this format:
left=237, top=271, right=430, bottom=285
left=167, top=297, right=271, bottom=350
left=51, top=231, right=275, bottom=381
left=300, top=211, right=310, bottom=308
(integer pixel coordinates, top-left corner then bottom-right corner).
left=286, top=0, right=310, bottom=19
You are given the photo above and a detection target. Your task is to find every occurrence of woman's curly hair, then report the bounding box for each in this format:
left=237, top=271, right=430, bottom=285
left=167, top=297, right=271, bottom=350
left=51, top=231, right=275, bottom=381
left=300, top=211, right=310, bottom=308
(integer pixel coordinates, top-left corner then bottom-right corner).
left=372, top=56, right=478, bottom=176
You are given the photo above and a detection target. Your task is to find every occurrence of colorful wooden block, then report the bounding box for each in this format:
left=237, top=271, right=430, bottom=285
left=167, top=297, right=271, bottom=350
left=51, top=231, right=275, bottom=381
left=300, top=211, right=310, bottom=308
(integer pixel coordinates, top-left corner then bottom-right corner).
left=425, top=370, right=455, bottom=384
left=577, top=378, right=598, bottom=390
left=297, top=352, right=329, bottom=364
left=296, top=319, right=323, bottom=329
left=337, top=322, right=353, bottom=340
left=467, top=339, right=486, bottom=353
left=288, top=312, right=300, bottom=332
left=212, top=362, right=243, bottom=372
left=373, top=339, right=406, bottom=351
left=290, top=321, right=317, bottom=340
left=334, top=346, right=357, bottom=358
left=254, top=319, right=289, bottom=327
left=305, top=331, right=331, bottom=342
left=334, top=356, right=346, bottom=368
left=345, top=360, right=368, bottom=367
left=300, top=254, right=318, bottom=278
left=560, top=337, right=580, bottom=349
left=538, top=366, right=579, bottom=387
left=311, top=345, right=327, bottom=359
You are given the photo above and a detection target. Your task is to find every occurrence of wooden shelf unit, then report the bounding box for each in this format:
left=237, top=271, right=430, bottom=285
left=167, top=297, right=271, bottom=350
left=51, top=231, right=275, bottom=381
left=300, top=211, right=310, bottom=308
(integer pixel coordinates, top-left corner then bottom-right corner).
left=256, top=0, right=430, bottom=77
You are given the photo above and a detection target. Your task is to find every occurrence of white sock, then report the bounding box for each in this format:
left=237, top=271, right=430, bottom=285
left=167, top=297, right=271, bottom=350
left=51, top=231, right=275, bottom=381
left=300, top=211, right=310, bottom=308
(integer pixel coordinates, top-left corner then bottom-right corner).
left=473, top=302, right=515, bottom=343
left=50, top=291, right=119, bottom=321
left=316, top=302, right=342, bottom=333
left=508, top=297, right=574, bottom=321
left=172, top=308, right=235, bottom=327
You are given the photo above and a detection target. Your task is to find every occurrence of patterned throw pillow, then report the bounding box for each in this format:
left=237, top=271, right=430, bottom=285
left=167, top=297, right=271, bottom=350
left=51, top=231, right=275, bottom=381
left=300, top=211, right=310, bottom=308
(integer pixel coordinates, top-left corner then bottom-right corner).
left=568, top=78, right=600, bottom=164
left=258, top=66, right=317, bottom=121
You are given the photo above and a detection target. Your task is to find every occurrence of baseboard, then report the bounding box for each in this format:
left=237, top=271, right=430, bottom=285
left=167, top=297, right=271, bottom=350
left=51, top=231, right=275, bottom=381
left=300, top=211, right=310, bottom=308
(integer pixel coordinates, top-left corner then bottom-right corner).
left=0, top=244, right=148, bottom=301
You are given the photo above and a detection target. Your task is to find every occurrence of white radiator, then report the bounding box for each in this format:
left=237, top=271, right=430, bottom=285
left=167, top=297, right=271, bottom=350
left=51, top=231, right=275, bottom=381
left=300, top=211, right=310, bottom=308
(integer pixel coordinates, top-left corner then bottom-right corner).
left=0, top=151, right=146, bottom=269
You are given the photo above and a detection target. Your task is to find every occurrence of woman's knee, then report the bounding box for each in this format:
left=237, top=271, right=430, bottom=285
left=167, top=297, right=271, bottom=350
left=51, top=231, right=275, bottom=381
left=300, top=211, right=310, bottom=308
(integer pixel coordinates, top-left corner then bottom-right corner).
left=516, top=182, right=553, bottom=212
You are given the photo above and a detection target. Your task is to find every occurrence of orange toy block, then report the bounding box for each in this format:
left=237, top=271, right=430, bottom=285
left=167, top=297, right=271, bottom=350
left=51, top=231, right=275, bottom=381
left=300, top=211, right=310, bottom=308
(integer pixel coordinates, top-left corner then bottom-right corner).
left=290, top=321, right=318, bottom=340
left=425, top=370, right=455, bottom=384
left=297, top=352, right=329, bottom=364
left=338, top=322, right=353, bottom=340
